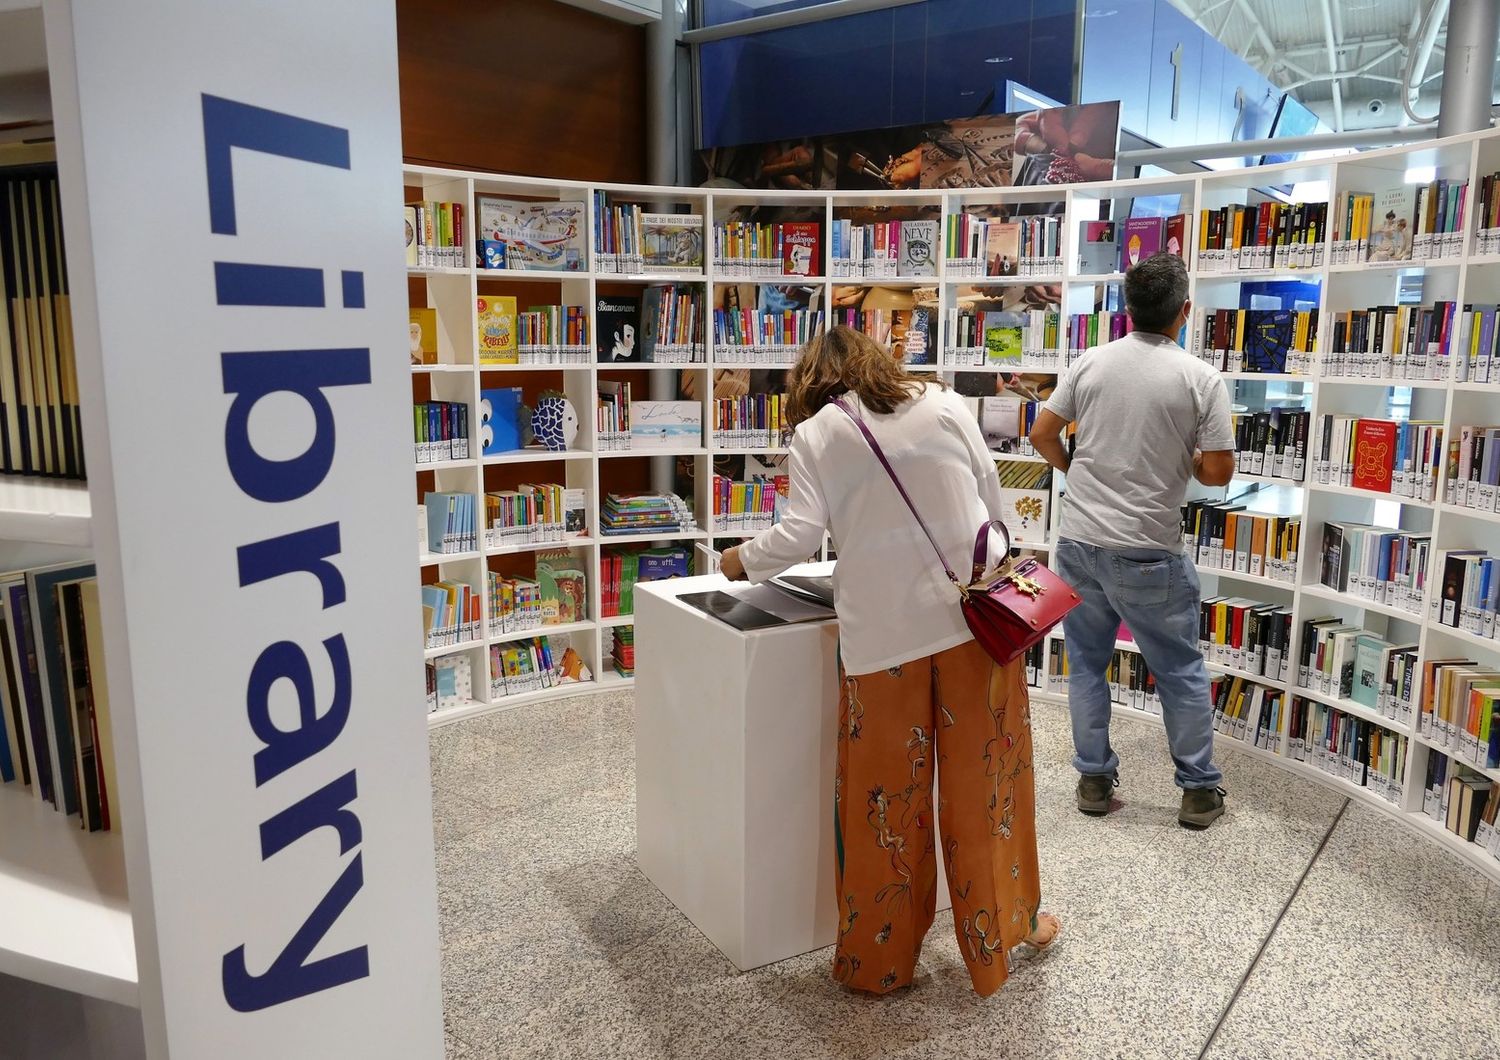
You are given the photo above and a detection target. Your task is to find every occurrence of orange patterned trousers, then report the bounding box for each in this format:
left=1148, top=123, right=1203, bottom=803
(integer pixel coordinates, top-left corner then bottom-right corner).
left=832, top=638, right=1041, bottom=997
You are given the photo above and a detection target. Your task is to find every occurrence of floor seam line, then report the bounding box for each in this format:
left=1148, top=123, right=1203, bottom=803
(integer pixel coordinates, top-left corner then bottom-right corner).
left=1195, top=797, right=1349, bottom=1060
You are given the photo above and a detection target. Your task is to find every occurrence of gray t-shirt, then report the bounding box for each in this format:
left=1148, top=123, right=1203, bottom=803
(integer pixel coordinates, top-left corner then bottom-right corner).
left=1044, top=331, right=1234, bottom=552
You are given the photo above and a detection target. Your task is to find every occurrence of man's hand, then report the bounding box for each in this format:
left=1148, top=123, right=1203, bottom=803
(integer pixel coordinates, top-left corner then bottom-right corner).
left=1028, top=408, right=1071, bottom=475
left=721, top=546, right=748, bottom=581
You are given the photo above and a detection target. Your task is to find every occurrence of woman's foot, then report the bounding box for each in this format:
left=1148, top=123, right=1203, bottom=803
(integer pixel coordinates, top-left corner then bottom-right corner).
left=1019, top=912, right=1061, bottom=952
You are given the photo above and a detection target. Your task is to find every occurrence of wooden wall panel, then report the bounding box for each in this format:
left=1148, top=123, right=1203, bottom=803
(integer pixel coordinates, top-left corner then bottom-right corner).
left=397, top=0, right=647, bottom=184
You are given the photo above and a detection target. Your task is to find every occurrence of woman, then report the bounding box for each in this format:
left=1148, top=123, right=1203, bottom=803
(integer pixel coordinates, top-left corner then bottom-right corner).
left=720, top=326, right=1058, bottom=997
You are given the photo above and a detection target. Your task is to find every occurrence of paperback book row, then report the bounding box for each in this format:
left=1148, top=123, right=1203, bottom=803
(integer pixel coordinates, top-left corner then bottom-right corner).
left=0, top=173, right=85, bottom=480
left=1195, top=201, right=1328, bottom=272
left=600, top=492, right=698, bottom=537
left=978, top=401, right=1043, bottom=459
left=712, top=221, right=821, bottom=278
left=404, top=199, right=465, bottom=269
left=1230, top=407, right=1310, bottom=483
left=1180, top=502, right=1301, bottom=584
left=1423, top=751, right=1499, bottom=860
left=1446, top=424, right=1500, bottom=514
left=1329, top=181, right=1467, bottom=265
left=475, top=197, right=587, bottom=272
left=713, top=307, right=824, bottom=364
left=0, top=563, right=112, bottom=833
left=834, top=307, right=933, bottom=365
left=830, top=219, right=940, bottom=278
left=1319, top=523, right=1430, bottom=615
left=1076, top=215, right=1190, bottom=275
left=943, top=214, right=1063, bottom=278
left=1428, top=547, right=1500, bottom=647
left=592, top=196, right=704, bottom=275
left=1020, top=641, right=1046, bottom=690
left=1418, top=659, right=1500, bottom=775
left=600, top=544, right=693, bottom=617
left=1296, top=620, right=1418, bottom=728
left=1199, top=598, right=1293, bottom=681
left=474, top=297, right=592, bottom=366
left=423, top=491, right=477, bottom=555
left=487, top=552, right=588, bottom=635
left=1473, top=169, right=1500, bottom=254
left=483, top=483, right=582, bottom=550
left=942, top=308, right=1064, bottom=370
left=612, top=626, right=635, bottom=678
left=1037, top=640, right=1133, bottom=701
left=1211, top=675, right=1287, bottom=754
left=1065, top=310, right=1131, bottom=362
left=1318, top=302, right=1458, bottom=381
left=414, top=400, right=470, bottom=464
left=712, top=470, right=788, bottom=533
left=491, top=635, right=592, bottom=700
left=596, top=387, right=704, bottom=453
left=1313, top=415, right=1443, bottom=500
left=422, top=580, right=481, bottom=650
left=1288, top=698, right=1406, bottom=802
left=1189, top=308, right=1318, bottom=375
left=713, top=394, right=786, bottom=449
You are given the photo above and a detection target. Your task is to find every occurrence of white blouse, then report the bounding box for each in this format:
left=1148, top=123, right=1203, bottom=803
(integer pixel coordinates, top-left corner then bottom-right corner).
left=738, top=383, right=1006, bottom=675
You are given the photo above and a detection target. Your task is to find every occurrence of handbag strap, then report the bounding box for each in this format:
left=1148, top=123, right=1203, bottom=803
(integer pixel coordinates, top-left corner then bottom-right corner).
left=833, top=398, right=1010, bottom=585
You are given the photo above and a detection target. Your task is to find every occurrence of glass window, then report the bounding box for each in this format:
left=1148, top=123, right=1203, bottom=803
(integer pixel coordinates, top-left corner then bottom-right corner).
left=697, top=0, right=1076, bottom=149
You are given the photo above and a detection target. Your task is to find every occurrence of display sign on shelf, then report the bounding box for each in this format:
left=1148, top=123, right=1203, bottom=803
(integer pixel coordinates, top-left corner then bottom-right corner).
left=50, top=0, right=443, bottom=1055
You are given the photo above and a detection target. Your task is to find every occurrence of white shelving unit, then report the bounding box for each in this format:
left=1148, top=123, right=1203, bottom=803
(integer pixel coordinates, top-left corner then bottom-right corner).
left=404, top=133, right=1500, bottom=881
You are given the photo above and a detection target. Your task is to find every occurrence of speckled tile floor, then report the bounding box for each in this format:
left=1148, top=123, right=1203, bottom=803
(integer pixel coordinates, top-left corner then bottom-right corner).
left=432, top=691, right=1500, bottom=1060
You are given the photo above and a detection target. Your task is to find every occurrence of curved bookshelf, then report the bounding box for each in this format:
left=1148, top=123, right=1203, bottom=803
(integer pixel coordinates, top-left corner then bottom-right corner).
left=402, top=129, right=1500, bottom=885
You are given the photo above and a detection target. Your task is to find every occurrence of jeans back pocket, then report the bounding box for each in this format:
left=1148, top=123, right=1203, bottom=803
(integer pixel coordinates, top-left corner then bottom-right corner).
left=1109, top=551, right=1174, bottom=607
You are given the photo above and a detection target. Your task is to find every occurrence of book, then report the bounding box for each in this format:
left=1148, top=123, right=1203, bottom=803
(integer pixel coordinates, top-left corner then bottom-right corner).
left=56, top=580, right=103, bottom=831
left=629, top=401, right=703, bottom=449
left=782, top=222, right=821, bottom=276
left=480, top=388, right=525, bottom=455
left=77, top=581, right=115, bottom=830
left=986, top=221, right=1020, bottom=277
left=409, top=307, right=438, bottom=366
left=898, top=220, right=939, bottom=277
left=403, top=205, right=418, bottom=267
left=1165, top=213, right=1188, bottom=259
left=1367, top=186, right=1415, bottom=262
left=982, top=311, right=1025, bottom=368
left=27, top=561, right=95, bottom=818
left=1122, top=217, right=1164, bottom=268
left=475, top=197, right=586, bottom=271
left=596, top=297, right=641, bottom=363
left=3, top=578, right=51, bottom=805
left=477, top=295, right=518, bottom=365
left=641, top=213, right=704, bottom=273
left=1351, top=419, right=1397, bottom=492
left=1077, top=221, right=1117, bottom=274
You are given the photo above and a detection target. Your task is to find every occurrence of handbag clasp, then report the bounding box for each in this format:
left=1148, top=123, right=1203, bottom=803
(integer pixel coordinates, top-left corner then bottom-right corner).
left=1001, top=569, right=1046, bottom=598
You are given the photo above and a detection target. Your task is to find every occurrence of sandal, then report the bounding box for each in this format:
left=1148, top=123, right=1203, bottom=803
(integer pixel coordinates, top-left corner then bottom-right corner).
left=1017, top=912, right=1062, bottom=954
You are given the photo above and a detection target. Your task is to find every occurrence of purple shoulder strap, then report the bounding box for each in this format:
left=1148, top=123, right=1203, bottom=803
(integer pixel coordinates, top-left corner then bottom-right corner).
left=833, top=398, right=1010, bottom=584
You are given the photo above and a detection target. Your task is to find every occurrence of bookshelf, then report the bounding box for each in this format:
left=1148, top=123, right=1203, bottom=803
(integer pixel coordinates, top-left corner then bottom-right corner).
left=405, top=129, right=1500, bottom=882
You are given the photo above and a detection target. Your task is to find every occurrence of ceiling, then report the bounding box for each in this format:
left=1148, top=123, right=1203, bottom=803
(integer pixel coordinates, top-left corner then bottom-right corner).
left=1168, top=0, right=1489, bottom=131
left=0, top=6, right=49, bottom=130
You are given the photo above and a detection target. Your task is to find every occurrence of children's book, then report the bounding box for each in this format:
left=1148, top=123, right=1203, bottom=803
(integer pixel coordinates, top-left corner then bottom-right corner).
left=409, top=307, right=438, bottom=365
left=782, top=222, right=821, bottom=277
left=477, top=295, right=517, bottom=365
left=641, top=214, right=704, bottom=272
left=475, top=197, right=586, bottom=271
left=596, top=296, right=641, bottom=362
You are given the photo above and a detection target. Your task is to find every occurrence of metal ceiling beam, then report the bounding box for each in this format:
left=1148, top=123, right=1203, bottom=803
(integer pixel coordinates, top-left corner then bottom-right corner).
left=679, top=0, right=925, bottom=44
left=1282, top=44, right=1403, bottom=91
left=1319, top=0, right=1345, bottom=131
left=1118, top=122, right=1437, bottom=167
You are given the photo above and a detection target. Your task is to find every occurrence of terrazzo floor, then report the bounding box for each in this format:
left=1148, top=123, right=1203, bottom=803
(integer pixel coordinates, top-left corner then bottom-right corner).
left=432, top=691, right=1500, bottom=1060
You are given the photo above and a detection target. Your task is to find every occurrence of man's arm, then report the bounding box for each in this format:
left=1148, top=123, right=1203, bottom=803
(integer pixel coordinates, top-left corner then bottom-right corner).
left=1194, top=449, right=1236, bottom=486
left=1028, top=408, right=1071, bottom=475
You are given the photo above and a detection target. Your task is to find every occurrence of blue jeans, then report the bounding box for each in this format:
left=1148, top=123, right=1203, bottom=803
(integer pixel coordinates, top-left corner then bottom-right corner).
left=1053, top=538, right=1223, bottom=790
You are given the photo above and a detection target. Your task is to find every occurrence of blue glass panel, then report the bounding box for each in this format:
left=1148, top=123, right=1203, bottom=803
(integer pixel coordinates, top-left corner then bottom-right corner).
left=697, top=0, right=1077, bottom=149
left=701, top=0, right=837, bottom=28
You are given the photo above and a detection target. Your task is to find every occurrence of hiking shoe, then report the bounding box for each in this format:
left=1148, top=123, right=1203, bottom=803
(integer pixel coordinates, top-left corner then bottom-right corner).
left=1076, top=773, right=1116, bottom=816
left=1179, top=786, right=1227, bottom=830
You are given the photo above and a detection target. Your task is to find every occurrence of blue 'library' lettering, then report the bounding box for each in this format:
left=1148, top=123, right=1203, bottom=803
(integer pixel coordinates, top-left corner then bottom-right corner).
left=204, top=93, right=372, bottom=1011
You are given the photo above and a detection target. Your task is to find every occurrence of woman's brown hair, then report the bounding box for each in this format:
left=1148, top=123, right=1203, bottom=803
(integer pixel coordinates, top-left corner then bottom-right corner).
left=783, top=325, right=933, bottom=429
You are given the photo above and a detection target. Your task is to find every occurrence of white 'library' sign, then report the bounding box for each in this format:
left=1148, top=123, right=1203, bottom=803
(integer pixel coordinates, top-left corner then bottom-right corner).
left=46, top=0, right=443, bottom=1055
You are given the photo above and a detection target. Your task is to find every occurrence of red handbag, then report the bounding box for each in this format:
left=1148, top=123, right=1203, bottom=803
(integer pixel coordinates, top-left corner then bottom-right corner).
left=835, top=400, right=1081, bottom=664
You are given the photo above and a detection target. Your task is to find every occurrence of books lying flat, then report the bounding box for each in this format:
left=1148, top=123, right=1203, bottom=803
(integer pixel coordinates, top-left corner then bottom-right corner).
left=769, top=574, right=834, bottom=608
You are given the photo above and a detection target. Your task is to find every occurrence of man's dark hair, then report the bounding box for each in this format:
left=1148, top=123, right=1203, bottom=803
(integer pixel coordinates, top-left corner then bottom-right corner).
left=1124, top=252, right=1189, bottom=331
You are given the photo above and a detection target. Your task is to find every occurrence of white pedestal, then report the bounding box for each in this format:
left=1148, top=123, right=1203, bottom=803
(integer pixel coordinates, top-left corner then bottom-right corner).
left=634, top=565, right=948, bottom=971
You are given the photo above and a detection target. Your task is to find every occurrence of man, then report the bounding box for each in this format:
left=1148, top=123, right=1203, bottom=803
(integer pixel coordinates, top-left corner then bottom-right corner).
left=1028, top=252, right=1235, bottom=829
